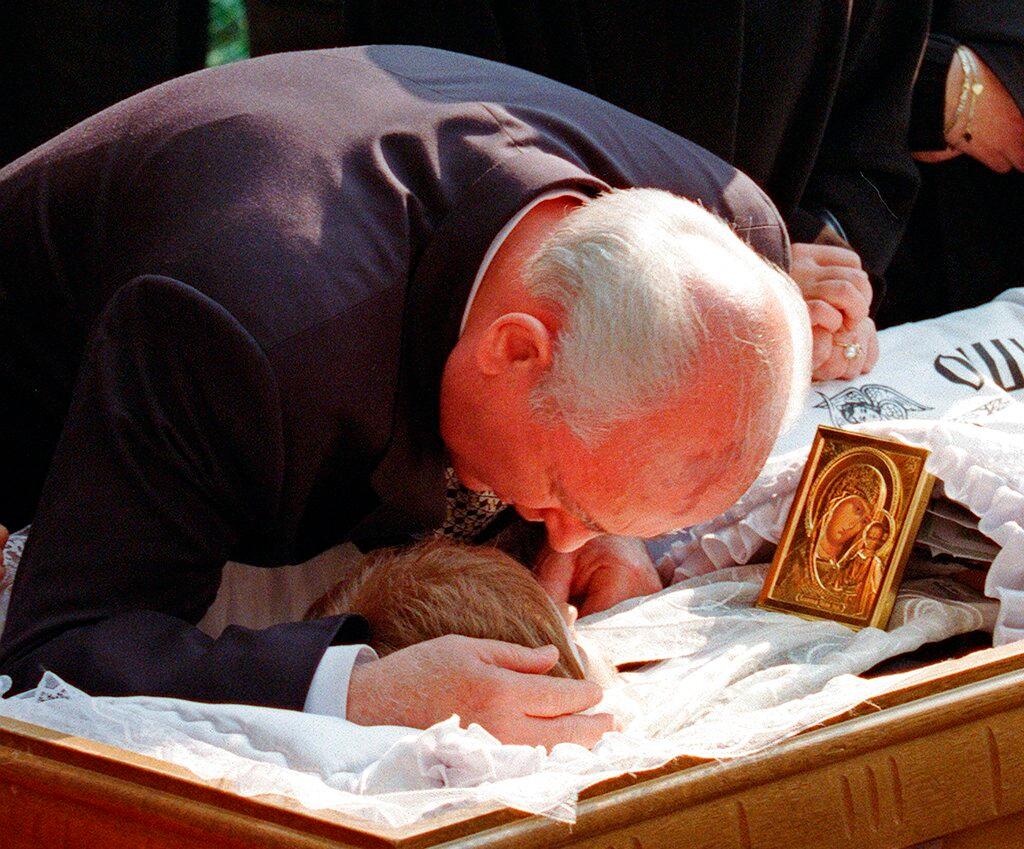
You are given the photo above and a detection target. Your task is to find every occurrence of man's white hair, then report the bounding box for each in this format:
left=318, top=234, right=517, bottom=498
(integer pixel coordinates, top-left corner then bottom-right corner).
left=525, top=188, right=811, bottom=446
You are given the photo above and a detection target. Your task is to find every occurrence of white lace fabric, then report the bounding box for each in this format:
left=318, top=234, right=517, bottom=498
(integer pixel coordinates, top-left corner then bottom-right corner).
left=0, top=566, right=998, bottom=827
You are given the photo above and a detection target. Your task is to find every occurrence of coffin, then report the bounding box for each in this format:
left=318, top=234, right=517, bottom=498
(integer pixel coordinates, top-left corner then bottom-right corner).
left=3, top=638, right=1024, bottom=849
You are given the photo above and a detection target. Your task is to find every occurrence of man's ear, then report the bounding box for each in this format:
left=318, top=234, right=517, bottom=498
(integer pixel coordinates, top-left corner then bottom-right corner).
left=475, top=313, right=553, bottom=377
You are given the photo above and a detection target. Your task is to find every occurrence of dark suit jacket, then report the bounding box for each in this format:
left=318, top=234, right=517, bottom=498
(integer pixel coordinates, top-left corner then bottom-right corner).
left=314, top=0, right=927, bottom=298
left=0, top=46, right=787, bottom=707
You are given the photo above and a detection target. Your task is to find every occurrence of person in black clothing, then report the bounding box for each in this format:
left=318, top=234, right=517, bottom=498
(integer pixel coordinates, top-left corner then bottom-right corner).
left=248, top=0, right=919, bottom=383
left=251, top=0, right=927, bottom=301
left=880, top=0, right=1024, bottom=328
left=1, top=2, right=208, bottom=167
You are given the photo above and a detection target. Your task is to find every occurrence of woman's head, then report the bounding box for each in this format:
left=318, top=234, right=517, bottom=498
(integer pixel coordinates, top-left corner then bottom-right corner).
left=818, top=493, right=872, bottom=558
left=305, top=539, right=587, bottom=679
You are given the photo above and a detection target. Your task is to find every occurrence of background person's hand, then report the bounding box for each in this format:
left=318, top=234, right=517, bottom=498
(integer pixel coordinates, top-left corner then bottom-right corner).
left=790, top=242, right=877, bottom=381
left=534, top=535, right=662, bottom=617
left=915, top=47, right=1024, bottom=172
left=810, top=315, right=880, bottom=383
left=0, top=524, right=8, bottom=583
left=346, top=635, right=613, bottom=749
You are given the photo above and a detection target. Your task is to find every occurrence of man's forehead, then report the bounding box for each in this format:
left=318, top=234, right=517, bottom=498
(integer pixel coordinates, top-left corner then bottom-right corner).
left=551, top=395, right=765, bottom=533
left=565, top=458, right=730, bottom=538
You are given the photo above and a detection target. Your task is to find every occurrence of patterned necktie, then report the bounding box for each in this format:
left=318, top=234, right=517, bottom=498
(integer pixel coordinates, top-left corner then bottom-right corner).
left=437, top=466, right=508, bottom=541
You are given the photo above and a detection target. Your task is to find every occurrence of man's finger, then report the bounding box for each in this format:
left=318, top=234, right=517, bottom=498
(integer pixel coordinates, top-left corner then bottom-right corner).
left=844, top=267, right=873, bottom=304
left=863, top=327, right=880, bottom=373
left=813, top=361, right=842, bottom=383
left=803, top=243, right=863, bottom=270
left=516, top=711, right=616, bottom=750
left=484, top=641, right=560, bottom=675
left=811, top=327, right=835, bottom=370
left=815, top=263, right=871, bottom=300
left=806, top=300, right=843, bottom=333
left=815, top=346, right=849, bottom=383
left=508, top=672, right=604, bottom=718
left=803, top=280, right=869, bottom=327
left=0, top=525, right=8, bottom=550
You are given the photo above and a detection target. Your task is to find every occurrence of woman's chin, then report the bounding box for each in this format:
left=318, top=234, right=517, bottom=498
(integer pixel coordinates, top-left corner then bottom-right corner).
left=574, top=633, right=617, bottom=687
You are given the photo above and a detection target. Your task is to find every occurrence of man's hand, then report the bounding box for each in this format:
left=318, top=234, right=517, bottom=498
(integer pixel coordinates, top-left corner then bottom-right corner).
left=916, top=47, right=1024, bottom=173
left=346, top=635, right=613, bottom=749
left=790, top=242, right=878, bottom=382
left=533, top=535, right=662, bottom=617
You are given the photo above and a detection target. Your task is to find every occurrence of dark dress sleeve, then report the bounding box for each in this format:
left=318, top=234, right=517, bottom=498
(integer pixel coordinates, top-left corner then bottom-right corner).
left=791, top=0, right=930, bottom=289
left=0, top=275, right=369, bottom=706
left=910, top=34, right=960, bottom=152
left=876, top=0, right=1024, bottom=327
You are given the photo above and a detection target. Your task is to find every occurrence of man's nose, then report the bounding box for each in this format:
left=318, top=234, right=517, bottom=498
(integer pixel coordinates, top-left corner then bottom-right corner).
left=514, top=506, right=601, bottom=552
left=541, top=510, right=601, bottom=553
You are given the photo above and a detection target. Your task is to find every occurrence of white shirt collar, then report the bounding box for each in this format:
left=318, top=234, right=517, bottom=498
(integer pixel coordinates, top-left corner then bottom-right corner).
left=459, top=189, right=589, bottom=334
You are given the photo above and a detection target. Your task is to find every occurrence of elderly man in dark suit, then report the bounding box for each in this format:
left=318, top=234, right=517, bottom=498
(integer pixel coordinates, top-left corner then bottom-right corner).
left=0, top=46, right=820, bottom=747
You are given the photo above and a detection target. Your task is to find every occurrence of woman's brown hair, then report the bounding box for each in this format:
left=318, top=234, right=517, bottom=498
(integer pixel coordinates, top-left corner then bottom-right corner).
left=305, top=539, right=586, bottom=679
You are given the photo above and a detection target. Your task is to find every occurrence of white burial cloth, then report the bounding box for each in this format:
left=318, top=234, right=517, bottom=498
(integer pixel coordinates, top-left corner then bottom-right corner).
left=0, top=566, right=998, bottom=827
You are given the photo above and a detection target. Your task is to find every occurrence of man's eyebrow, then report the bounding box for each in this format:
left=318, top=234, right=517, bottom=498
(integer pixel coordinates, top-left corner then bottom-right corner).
left=550, top=474, right=612, bottom=536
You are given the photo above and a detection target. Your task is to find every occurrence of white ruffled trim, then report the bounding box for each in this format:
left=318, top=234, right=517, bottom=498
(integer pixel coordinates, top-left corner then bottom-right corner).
left=659, top=409, right=1024, bottom=646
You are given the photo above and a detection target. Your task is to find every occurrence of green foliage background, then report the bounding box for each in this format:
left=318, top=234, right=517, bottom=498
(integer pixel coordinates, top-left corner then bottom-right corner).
left=207, top=0, right=250, bottom=66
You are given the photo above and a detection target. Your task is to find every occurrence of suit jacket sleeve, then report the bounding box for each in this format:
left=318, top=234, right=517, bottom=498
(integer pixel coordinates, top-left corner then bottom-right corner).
left=0, top=275, right=369, bottom=706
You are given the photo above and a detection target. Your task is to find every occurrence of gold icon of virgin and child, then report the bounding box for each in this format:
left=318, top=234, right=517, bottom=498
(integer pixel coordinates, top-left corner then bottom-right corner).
left=759, top=427, right=934, bottom=629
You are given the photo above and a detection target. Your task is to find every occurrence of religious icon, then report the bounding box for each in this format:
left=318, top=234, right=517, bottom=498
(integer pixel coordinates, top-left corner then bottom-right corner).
left=758, top=426, right=936, bottom=629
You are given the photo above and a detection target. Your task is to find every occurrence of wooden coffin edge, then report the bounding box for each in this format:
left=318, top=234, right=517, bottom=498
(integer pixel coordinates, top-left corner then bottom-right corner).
left=442, top=661, right=1024, bottom=849
left=3, top=640, right=1024, bottom=848
left=398, top=638, right=1024, bottom=844
left=0, top=713, right=395, bottom=849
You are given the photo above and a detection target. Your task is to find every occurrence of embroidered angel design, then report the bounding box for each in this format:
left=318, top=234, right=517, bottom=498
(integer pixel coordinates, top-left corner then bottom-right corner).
left=814, top=384, right=931, bottom=426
